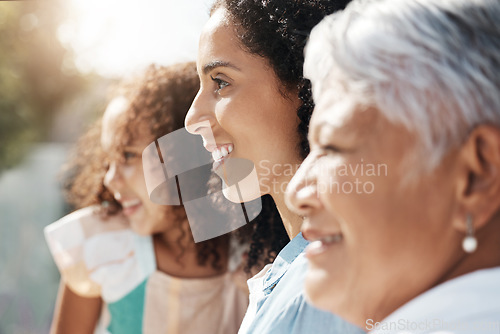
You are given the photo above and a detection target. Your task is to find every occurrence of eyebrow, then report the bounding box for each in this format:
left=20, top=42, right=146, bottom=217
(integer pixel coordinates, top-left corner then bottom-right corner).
left=314, top=119, right=363, bottom=146
left=309, top=120, right=340, bottom=144
left=202, top=60, right=241, bottom=75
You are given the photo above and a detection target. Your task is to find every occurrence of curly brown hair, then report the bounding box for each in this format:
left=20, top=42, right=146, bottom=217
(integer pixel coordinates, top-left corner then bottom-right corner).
left=62, top=62, right=228, bottom=270
left=210, top=0, right=352, bottom=272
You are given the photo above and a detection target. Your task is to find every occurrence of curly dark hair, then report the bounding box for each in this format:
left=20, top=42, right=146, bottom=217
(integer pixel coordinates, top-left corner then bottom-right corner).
left=62, top=62, right=228, bottom=270
left=210, top=0, right=351, bottom=272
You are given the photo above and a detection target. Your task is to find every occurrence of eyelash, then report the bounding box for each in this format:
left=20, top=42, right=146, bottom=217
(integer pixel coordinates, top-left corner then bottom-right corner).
left=319, top=144, right=342, bottom=155
left=103, top=151, right=138, bottom=170
left=124, top=151, right=138, bottom=160
left=120, top=151, right=139, bottom=164
left=210, top=75, right=229, bottom=92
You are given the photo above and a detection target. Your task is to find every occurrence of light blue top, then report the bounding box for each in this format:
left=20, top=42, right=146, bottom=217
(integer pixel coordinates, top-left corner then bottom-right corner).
left=240, top=232, right=364, bottom=334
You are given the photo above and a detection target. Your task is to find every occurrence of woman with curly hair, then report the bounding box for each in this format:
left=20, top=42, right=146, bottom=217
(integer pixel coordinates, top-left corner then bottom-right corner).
left=185, top=1, right=363, bottom=333
left=45, top=62, right=252, bottom=334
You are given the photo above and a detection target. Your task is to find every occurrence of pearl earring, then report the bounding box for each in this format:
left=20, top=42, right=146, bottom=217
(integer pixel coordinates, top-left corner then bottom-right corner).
left=462, top=214, right=477, bottom=253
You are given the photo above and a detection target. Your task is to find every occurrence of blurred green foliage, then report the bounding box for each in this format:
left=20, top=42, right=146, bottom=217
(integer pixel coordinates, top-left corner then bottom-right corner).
left=0, top=1, right=86, bottom=172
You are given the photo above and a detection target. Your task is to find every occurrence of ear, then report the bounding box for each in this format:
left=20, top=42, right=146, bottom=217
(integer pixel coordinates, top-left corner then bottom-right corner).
left=453, top=125, right=500, bottom=232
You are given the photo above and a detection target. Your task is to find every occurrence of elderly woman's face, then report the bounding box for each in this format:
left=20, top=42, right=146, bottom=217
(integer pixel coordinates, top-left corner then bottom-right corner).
left=286, top=91, right=463, bottom=325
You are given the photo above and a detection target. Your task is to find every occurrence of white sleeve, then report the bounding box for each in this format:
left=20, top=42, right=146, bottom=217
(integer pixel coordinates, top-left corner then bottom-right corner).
left=44, top=206, right=132, bottom=298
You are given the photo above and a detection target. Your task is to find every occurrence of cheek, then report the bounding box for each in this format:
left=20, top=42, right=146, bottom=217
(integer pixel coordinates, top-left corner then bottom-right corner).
left=124, top=165, right=148, bottom=198
left=218, top=105, right=276, bottom=162
left=316, top=157, right=401, bottom=271
left=315, top=156, right=356, bottom=200
left=318, top=156, right=396, bottom=227
left=121, top=164, right=137, bottom=180
left=319, top=173, right=429, bottom=295
left=215, top=93, right=255, bottom=134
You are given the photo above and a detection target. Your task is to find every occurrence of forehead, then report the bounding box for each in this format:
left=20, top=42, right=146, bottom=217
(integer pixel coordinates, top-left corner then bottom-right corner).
left=198, top=8, right=267, bottom=73
left=101, top=96, right=156, bottom=152
left=310, top=93, right=376, bottom=141
left=101, top=97, right=129, bottom=147
left=200, top=8, right=235, bottom=53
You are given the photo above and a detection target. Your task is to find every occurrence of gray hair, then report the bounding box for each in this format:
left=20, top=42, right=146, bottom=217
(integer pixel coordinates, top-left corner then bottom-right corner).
left=305, top=0, right=500, bottom=172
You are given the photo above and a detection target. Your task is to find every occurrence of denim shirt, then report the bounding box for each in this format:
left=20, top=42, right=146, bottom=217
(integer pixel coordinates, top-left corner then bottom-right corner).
left=238, top=232, right=364, bottom=334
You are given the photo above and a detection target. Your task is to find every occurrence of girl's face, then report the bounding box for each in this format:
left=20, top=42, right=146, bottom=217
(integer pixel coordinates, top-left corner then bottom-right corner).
left=101, top=97, right=170, bottom=235
left=185, top=7, right=303, bottom=202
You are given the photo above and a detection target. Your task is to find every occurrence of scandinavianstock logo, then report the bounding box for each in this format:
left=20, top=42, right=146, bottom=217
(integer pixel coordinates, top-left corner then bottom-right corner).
left=142, top=125, right=262, bottom=243
left=142, top=123, right=389, bottom=242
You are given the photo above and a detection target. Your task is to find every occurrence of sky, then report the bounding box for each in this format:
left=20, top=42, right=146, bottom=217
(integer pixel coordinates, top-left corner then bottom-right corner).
left=59, top=0, right=214, bottom=78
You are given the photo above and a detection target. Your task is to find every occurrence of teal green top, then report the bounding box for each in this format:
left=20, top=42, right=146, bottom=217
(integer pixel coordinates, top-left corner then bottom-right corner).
left=106, top=278, right=149, bottom=334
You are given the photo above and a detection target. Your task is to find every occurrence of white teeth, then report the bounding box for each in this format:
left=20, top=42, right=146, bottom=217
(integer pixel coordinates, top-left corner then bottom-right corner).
left=211, top=144, right=233, bottom=162
left=306, top=234, right=343, bottom=256
left=310, top=234, right=343, bottom=244
left=212, top=150, right=221, bottom=161
left=121, top=199, right=141, bottom=208
left=221, top=146, right=228, bottom=157
left=321, top=234, right=343, bottom=243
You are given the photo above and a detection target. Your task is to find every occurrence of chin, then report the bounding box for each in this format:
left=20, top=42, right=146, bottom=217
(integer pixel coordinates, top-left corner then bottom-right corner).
left=129, top=220, right=154, bottom=236
left=304, top=267, right=340, bottom=312
left=222, top=183, right=261, bottom=203
left=305, top=269, right=361, bottom=328
left=216, top=157, right=262, bottom=203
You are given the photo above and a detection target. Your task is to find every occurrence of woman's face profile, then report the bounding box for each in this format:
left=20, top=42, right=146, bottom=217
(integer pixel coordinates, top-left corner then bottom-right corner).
left=185, top=7, right=303, bottom=201
left=101, top=97, right=169, bottom=235
left=286, top=92, right=463, bottom=325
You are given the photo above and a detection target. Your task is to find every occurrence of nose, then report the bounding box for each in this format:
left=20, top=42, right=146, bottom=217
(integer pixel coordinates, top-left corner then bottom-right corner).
left=103, top=162, right=123, bottom=199
left=185, top=88, right=216, bottom=136
left=285, top=153, right=322, bottom=216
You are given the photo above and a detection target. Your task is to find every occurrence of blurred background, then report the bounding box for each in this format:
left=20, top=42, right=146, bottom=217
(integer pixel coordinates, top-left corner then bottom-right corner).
left=0, top=0, right=211, bottom=332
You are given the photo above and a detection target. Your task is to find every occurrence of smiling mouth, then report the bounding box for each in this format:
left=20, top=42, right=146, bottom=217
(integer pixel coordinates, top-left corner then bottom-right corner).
left=120, top=199, right=142, bottom=216
left=211, top=144, right=234, bottom=171
left=211, top=144, right=233, bottom=161
left=305, top=234, right=343, bottom=257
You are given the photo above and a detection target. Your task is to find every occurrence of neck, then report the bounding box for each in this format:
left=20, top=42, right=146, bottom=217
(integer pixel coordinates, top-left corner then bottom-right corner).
left=270, top=181, right=303, bottom=240
left=364, top=214, right=500, bottom=329
left=436, top=214, right=500, bottom=286
left=153, top=215, right=229, bottom=278
left=155, top=216, right=197, bottom=254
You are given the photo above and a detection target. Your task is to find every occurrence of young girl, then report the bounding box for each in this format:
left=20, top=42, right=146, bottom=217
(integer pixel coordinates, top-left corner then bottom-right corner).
left=45, top=62, right=251, bottom=334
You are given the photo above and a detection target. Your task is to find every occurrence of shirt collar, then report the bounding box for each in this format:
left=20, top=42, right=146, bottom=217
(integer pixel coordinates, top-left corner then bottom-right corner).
left=262, top=232, right=310, bottom=294
left=370, top=267, right=500, bottom=333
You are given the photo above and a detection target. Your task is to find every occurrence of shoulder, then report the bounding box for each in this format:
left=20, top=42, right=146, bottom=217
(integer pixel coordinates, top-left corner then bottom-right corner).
left=252, top=252, right=364, bottom=333
left=261, top=292, right=362, bottom=334
left=45, top=207, right=154, bottom=300
left=45, top=206, right=131, bottom=252
left=371, top=268, right=500, bottom=334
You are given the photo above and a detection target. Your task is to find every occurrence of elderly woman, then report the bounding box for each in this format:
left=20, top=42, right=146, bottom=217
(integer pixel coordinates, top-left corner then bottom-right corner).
left=286, top=0, right=500, bottom=333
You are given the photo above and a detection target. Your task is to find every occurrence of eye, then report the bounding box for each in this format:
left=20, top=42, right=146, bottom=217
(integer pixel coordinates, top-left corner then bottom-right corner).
left=321, top=145, right=342, bottom=153
left=123, top=151, right=139, bottom=162
left=315, top=144, right=342, bottom=159
left=210, top=75, right=230, bottom=93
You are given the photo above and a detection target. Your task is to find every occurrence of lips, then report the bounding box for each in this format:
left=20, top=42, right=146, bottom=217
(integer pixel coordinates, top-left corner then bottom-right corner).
left=305, top=234, right=343, bottom=257
left=208, top=143, right=234, bottom=171
left=210, top=144, right=234, bottom=161
left=303, top=221, right=343, bottom=258
left=120, top=199, right=142, bottom=216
